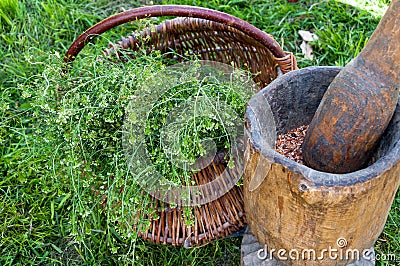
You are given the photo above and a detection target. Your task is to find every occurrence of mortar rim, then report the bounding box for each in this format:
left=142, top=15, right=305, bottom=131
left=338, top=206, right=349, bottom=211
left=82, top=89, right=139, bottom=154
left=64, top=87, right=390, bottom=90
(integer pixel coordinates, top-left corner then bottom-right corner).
left=245, top=66, right=400, bottom=187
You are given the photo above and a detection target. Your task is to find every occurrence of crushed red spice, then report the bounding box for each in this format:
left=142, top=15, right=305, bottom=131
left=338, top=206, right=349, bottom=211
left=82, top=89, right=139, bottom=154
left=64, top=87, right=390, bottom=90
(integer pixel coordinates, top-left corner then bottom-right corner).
left=275, top=125, right=309, bottom=164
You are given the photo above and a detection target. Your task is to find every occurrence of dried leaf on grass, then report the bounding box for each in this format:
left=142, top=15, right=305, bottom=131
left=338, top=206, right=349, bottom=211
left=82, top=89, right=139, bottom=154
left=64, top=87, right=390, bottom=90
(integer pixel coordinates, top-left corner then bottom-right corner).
left=298, top=30, right=318, bottom=60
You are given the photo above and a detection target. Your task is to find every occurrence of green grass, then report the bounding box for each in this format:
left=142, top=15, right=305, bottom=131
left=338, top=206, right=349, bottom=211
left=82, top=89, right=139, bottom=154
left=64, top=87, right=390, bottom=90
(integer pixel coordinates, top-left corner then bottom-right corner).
left=1, top=0, right=398, bottom=265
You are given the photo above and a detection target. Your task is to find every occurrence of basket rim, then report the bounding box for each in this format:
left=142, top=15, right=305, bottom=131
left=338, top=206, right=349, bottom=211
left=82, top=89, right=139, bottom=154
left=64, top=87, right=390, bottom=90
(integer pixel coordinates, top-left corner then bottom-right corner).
left=107, top=17, right=279, bottom=58
left=64, top=5, right=288, bottom=65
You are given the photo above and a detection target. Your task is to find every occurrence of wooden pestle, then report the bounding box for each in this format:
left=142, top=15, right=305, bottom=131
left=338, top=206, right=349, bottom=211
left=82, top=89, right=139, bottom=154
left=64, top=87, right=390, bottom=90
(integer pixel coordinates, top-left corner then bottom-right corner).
left=303, top=0, right=400, bottom=174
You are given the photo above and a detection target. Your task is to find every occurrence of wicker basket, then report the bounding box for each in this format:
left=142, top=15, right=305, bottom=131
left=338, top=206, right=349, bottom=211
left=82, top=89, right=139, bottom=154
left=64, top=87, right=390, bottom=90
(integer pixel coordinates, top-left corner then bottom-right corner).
left=64, top=5, right=297, bottom=247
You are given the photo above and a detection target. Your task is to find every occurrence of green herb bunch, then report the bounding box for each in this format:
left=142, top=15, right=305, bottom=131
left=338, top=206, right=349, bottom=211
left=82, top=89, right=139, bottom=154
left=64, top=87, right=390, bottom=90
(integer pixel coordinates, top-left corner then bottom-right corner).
left=1, top=45, right=254, bottom=252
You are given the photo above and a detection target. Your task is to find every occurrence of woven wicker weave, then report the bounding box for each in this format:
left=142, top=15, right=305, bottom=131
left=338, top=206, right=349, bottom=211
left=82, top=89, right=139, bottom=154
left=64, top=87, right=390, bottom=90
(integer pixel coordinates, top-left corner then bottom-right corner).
left=64, top=5, right=297, bottom=247
left=104, top=16, right=295, bottom=87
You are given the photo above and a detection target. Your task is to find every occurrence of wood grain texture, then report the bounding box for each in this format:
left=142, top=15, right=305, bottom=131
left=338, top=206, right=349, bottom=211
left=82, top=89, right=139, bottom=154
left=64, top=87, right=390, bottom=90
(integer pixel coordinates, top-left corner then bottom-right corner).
left=303, top=0, right=400, bottom=173
left=244, top=67, right=400, bottom=265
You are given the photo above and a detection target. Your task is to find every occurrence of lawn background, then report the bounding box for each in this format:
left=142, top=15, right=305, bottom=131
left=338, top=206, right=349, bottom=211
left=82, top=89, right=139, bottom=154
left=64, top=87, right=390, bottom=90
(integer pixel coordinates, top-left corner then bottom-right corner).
left=1, top=0, right=398, bottom=265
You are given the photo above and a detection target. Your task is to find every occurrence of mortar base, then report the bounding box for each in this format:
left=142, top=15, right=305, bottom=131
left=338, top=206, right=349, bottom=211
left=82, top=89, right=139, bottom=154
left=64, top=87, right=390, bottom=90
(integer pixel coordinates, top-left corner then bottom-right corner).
left=241, top=226, right=375, bottom=266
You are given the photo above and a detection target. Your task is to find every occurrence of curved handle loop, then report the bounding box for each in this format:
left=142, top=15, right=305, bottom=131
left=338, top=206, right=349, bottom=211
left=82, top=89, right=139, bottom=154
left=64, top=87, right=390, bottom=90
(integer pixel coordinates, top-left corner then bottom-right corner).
left=64, top=5, right=293, bottom=68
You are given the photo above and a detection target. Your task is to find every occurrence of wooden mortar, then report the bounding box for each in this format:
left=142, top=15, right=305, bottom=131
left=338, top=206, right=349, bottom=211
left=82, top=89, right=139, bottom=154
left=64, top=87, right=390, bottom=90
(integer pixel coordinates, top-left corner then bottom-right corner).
left=302, top=0, right=400, bottom=173
left=244, top=66, right=400, bottom=265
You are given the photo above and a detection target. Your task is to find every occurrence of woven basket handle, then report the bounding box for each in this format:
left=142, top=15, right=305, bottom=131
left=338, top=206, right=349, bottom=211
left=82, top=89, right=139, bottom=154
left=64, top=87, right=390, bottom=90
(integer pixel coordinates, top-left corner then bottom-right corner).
left=64, top=5, right=297, bottom=72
